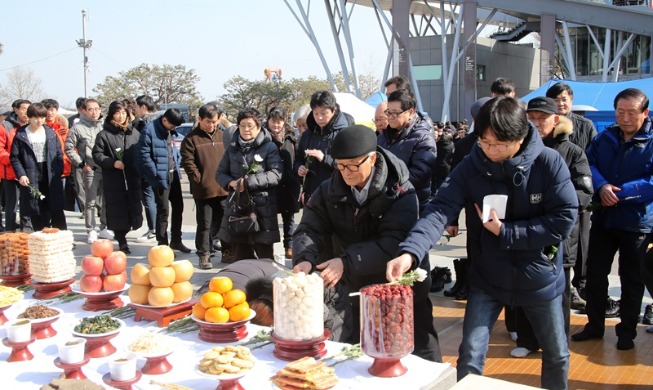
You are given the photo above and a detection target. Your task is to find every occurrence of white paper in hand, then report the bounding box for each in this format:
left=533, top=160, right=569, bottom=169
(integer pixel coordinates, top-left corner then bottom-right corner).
left=482, top=194, right=508, bottom=223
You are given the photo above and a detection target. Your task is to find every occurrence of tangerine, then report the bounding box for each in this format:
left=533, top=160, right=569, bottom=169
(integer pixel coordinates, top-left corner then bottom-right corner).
left=205, top=307, right=230, bottom=323
left=200, top=291, right=224, bottom=309
left=192, top=303, right=207, bottom=320
left=223, top=289, right=246, bottom=309
left=228, top=302, right=251, bottom=322
left=209, top=276, right=233, bottom=294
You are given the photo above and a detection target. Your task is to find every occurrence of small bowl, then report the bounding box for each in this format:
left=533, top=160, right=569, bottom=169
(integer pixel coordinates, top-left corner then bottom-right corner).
left=58, top=337, right=87, bottom=364
left=6, top=319, right=31, bottom=342
left=109, top=355, right=137, bottom=381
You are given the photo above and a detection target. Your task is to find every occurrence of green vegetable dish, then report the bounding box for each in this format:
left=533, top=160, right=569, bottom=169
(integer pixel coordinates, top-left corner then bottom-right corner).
left=74, top=314, right=121, bottom=334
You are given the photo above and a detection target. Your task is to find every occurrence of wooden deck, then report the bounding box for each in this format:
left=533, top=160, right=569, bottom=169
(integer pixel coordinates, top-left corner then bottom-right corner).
left=432, top=295, right=653, bottom=389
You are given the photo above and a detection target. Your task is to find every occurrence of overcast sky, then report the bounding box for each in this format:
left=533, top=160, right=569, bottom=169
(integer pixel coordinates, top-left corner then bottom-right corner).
left=0, top=0, right=388, bottom=108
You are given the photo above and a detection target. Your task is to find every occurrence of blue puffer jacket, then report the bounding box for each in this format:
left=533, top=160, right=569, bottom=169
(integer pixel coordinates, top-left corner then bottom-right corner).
left=377, top=111, right=436, bottom=209
left=586, top=117, right=653, bottom=233
left=137, top=118, right=181, bottom=190
left=399, top=126, right=578, bottom=306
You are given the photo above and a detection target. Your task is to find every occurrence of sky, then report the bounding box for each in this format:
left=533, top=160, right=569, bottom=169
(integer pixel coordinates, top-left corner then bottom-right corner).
left=0, top=0, right=389, bottom=109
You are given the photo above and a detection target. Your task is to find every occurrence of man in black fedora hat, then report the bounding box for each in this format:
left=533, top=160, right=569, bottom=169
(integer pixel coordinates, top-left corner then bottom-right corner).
left=292, top=124, right=441, bottom=362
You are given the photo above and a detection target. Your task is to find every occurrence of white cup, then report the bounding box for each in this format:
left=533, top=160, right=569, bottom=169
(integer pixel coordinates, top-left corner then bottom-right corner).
left=58, top=338, right=87, bottom=364
left=6, top=319, right=31, bottom=342
left=109, top=356, right=137, bottom=381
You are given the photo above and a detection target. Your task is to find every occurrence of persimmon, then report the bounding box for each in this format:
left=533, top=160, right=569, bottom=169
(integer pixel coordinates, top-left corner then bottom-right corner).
left=200, top=291, right=224, bottom=309
left=223, top=289, right=246, bottom=309
left=205, top=307, right=230, bottom=323
left=209, top=277, right=233, bottom=294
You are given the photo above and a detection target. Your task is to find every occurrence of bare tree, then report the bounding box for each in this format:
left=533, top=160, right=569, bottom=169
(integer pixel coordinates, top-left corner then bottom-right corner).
left=0, top=68, right=45, bottom=107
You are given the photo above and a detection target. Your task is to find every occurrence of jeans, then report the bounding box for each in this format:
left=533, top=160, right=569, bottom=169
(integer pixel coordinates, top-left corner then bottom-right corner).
left=583, top=224, right=649, bottom=341
left=458, top=287, right=569, bottom=390
left=153, top=171, right=183, bottom=245
left=141, top=179, right=156, bottom=231
left=3, top=180, right=19, bottom=231
left=83, top=168, right=106, bottom=233
left=281, top=210, right=295, bottom=249
left=195, top=196, right=226, bottom=256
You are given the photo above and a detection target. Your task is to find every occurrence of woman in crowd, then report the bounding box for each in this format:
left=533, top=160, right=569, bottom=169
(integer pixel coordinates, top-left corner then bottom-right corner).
left=92, top=101, right=143, bottom=253
left=293, top=104, right=311, bottom=141
left=10, top=102, right=66, bottom=231
left=216, top=108, right=282, bottom=260
left=266, top=107, right=300, bottom=258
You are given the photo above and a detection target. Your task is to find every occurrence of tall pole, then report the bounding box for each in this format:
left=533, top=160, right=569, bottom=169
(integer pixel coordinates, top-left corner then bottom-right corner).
left=76, top=10, right=92, bottom=97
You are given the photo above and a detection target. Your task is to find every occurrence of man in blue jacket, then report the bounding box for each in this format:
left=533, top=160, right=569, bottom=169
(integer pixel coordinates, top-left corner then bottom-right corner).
left=387, top=97, right=578, bottom=389
left=571, top=88, right=653, bottom=351
left=138, top=108, right=191, bottom=253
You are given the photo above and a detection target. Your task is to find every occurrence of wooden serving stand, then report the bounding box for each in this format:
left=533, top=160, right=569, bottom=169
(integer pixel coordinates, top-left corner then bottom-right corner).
left=0, top=304, right=12, bottom=325
left=54, top=355, right=91, bottom=379
left=31, top=277, right=75, bottom=299
left=0, top=273, right=31, bottom=287
left=102, top=370, right=142, bottom=390
left=129, top=300, right=195, bottom=327
left=82, top=293, right=124, bottom=312
left=271, top=330, right=330, bottom=361
left=2, top=336, right=36, bottom=362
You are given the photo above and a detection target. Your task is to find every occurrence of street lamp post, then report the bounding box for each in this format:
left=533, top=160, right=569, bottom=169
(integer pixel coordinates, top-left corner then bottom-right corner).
left=76, top=10, right=92, bottom=98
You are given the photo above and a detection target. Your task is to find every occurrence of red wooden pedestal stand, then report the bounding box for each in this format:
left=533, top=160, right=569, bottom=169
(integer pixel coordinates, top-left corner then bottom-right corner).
left=271, top=330, right=330, bottom=361
left=2, top=336, right=36, bottom=362
left=0, top=304, right=12, bottom=325
left=32, top=277, right=75, bottom=299
left=54, top=355, right=91, bottom=379
left=102, top=370, right=142, bottom=390
left=130, top=300, right=195, bottom=327
left=0, top=274, right=31, bottom=287
left=367, top=357, right=408, bottom=377
left=140, top=351, right=173, bottom=375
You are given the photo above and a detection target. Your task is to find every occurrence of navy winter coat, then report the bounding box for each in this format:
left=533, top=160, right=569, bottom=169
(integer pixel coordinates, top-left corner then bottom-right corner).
left=10, top=125, right=65, bottom=216
left=137, top=118, right=181, bottom=190
left=399, top=126, right=578, bottom=306
left=293, top=106, right=351, bottom=201
left=216, top=128, right=282, bottom=245
left=93, top=122, right=143, bottom=232
left=377, top=111, right=437, bottom=208
left=586, top=117, right=653, bottom=233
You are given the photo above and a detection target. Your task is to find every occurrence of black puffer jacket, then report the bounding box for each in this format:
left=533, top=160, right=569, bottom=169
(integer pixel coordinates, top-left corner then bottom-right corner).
left=216, top=128, right=282, bottom=245
left=293, top=105, right=351, bottom=201
left=542, top=116, right=593, bottom=268
left=293, top=148, right=430, bottom=299
left=92, top=122, right=143, bottom=232
left=272, top=125, right=300, bottom=214
left=567, top=112, right=597, bottom=150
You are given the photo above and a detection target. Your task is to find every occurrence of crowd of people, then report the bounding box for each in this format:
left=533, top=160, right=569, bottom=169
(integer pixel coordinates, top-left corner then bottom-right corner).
left=1, top=75, right=652, bottom=389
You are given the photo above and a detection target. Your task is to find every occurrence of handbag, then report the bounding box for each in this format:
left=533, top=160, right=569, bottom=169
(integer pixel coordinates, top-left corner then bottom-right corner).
left=228, top=187, right=260, bottom=235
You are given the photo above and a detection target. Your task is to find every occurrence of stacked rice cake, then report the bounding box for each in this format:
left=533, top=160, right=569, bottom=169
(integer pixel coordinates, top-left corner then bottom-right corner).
left=0, top=232, right=30, bottom=275
left=28, top=229, right=75, bottom=283
left=271, top=356, right=339, bottom=390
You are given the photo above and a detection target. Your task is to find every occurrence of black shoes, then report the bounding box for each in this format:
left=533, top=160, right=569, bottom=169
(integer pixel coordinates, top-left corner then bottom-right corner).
left=616, top=337, right=635, bottom=350
left=571, top=328, right=603, bottom=342
left=430, top=266, right=452, bottom=292
left=119, top=245, right=131, bottom=255
left=444, top=258, right=468, bottom=299
left=221, top=249, right=236, bottom=264
left=642, top=304, right=653, bottom=325
left=570, top=287, right=586, bottom=311
left=605, top=298, right=620, bottom=318
left=169, top=241, right=192, bottom=253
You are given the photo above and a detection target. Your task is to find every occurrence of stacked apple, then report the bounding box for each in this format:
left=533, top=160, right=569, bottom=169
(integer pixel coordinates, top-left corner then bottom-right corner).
left=80, top=239, right=128, bottom=292
left=128, top=245, right=194, bottom=307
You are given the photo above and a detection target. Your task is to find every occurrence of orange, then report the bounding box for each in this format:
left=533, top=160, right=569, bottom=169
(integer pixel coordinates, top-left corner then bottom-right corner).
left=200, top=291, right=224, bottom=309
left=228, top=302, right=251, bottom=322
left=205, top=307, right=230, bottom=323
left=209, top=277, right=233, bottom=294
left=223, top=289, right=246, bottom=309
left=192, top=303, right=207, bottom=320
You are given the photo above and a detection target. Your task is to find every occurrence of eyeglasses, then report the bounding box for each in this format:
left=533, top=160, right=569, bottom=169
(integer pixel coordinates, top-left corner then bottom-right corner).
left=384, top=109, right=408, bottom=118
left=477, top=139, right=510, bottom=152
left=239, top=124, right=257, bottom=130
left=335, top=154, right=372, bottom=172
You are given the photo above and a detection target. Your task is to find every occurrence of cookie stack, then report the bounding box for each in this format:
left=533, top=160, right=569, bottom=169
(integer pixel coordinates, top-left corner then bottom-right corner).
left=271, top=356, right=339, bottom=390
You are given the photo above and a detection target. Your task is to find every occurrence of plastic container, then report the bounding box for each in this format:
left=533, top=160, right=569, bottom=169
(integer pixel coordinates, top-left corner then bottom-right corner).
left=58, top=337, right=87, bottom=364
left=273, top=272, right=323, bottom=341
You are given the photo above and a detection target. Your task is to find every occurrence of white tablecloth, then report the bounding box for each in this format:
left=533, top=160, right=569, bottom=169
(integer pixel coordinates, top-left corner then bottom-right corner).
left=1, top=292, right=452, bottom=389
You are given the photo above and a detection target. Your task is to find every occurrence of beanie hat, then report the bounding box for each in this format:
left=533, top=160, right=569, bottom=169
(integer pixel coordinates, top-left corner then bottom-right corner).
left=331, top=125, right=377, bottom=159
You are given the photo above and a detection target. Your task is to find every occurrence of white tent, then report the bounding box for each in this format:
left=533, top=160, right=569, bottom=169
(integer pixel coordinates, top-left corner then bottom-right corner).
left=333, top=92, right=375, bottom=129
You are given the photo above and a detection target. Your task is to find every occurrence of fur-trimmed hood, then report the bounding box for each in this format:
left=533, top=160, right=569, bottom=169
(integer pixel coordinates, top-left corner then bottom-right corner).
left=552, top=116, right=573, bottom=138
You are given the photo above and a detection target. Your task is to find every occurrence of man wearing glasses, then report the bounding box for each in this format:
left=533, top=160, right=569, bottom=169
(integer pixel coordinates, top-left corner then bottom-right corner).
left=387, top=97, right=578, bottom=389
left=377, top=89, right=436, bottom=212
left=292, top=125, right=441, bottom=362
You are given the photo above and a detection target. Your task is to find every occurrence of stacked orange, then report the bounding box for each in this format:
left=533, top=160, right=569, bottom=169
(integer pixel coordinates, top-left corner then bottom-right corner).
left=193, top=277, right=250, bottom=323
left=128, top=245, right=194, bottom=306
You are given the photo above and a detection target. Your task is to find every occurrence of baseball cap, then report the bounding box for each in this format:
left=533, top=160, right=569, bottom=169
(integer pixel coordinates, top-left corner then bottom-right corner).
left=527, top=97, right=558, bottom=115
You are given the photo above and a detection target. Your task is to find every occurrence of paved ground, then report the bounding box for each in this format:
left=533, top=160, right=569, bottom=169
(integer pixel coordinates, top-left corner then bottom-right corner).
left=67, top=175, right=650, bottom=307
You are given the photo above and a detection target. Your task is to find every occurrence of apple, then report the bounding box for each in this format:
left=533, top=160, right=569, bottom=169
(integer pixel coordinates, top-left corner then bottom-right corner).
left=91, top=239, right=114, bottom=258
left=104, top=272, right=127, bottom=292
left=105, top=251, right=127, bottom=275
left=81, top=256, right=104, bottom=276
left=80, top=275, right=103, bottom=292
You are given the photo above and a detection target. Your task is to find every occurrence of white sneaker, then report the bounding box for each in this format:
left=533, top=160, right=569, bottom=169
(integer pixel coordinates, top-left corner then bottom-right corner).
left=510, top=347, right=534, bottom=358
left=136, top=230, right=156, bottom=243
left=98, top=228, right=115, bottom=240
left=509, top=332, right=518, bottom=341
left=87, top=230, right=98, bottom=244
left=646, top=325, right=653, bottom=333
